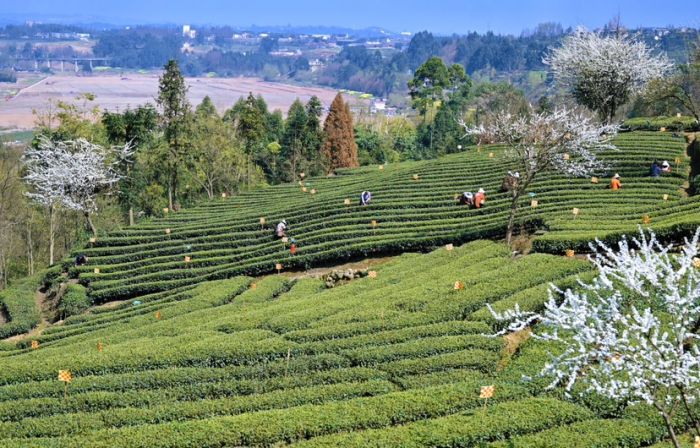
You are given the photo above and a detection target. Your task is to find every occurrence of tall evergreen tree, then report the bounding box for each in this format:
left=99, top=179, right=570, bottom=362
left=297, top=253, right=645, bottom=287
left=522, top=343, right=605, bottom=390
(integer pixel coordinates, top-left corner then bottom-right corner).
left=235, top=93, right=266, bottom=187
left=304, top=96, right=324, bottom=168
left=322, top=93, right=358, bottom=173
left=281, top=99, right=308, bottom=181
left=156, top=59, right=192, bottom=210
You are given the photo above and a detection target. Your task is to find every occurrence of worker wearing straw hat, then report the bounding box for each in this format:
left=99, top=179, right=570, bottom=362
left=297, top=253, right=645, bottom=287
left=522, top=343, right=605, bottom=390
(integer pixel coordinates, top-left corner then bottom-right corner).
left=610, top=174, right=622, bottom=190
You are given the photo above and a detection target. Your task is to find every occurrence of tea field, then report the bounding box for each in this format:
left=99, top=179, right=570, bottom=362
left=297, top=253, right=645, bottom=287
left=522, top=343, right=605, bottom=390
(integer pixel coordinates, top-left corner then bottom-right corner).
left=0, top=130, right=697, bottom=446
left=0, top=241, right=682, bottom=447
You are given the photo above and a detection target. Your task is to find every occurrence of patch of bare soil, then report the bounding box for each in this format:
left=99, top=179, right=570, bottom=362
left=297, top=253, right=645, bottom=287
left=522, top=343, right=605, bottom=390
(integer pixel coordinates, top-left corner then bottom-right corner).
left=498, top=328, right=533, bottom=371
left=275, top=256, right=397, bottom=281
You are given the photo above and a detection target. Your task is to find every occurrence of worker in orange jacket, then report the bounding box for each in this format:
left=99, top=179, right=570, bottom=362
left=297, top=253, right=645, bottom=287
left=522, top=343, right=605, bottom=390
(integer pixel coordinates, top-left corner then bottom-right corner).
left=610, top=173, right=622, bottom=190
left=474, top=188, right=486, bottom=208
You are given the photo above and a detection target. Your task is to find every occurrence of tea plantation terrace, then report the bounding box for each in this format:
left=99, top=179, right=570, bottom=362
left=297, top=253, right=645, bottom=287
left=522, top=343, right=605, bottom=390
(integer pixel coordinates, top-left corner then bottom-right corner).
left=63, top=131, right=697, bottom=303
left=0, top=241, right=678, bottom=447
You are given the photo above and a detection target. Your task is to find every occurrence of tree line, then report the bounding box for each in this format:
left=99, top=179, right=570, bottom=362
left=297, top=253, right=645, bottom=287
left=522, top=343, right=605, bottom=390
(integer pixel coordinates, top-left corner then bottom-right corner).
left=0, top=59, right=360, bottom=284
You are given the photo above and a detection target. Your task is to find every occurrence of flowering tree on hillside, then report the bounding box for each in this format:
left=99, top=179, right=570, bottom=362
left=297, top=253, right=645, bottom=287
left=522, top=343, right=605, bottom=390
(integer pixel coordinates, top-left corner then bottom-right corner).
left=490, top=228, right=700, bottom=447
left=544, top=29, right=671, bottom=123
left=462, top=109, right=618, bottom=244
left=23, top=138, right=131, bottom=264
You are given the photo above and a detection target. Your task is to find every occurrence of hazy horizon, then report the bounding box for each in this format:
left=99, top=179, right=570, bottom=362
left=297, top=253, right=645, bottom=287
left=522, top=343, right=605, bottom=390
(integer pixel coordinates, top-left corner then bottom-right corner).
left=2, top=0, right=699, bottom=35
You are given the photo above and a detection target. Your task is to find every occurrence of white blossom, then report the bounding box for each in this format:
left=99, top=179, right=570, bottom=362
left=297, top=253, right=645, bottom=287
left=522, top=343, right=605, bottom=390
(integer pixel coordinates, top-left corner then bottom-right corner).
left=544, top=28, right=672, bottom=122
left=491, top=228, right=700, bottom=446
left=23, top=137, right=131, bottom=213
left=463, top=108, right=617, bottom=178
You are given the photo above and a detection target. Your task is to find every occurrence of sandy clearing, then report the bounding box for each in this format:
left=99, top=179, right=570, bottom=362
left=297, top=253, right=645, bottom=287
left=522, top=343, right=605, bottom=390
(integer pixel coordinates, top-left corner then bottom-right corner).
left=0, top=73, right=357, bottom=130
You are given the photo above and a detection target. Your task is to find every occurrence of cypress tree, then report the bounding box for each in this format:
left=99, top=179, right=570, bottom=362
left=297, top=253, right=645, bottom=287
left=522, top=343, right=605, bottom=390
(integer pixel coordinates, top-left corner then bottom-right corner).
left=322, top=93, right=358, bottom=173
left=157, top=59, right=192, bottom=210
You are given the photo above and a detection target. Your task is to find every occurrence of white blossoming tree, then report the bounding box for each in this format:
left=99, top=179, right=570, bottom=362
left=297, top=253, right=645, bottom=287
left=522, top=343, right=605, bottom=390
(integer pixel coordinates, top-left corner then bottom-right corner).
left=23, top=138, right=131, bottom=264
left=544, top=29, right=672, bottom=123
left=491, top=228, right=700, bottom=447
left=462, top=108, right=618, bottom=244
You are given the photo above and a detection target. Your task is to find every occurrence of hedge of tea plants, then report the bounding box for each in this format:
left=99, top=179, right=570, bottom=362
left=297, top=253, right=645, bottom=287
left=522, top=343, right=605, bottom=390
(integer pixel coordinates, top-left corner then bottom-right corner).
left=0, top=241, right=682, bottom=446
left=61, top=131, right=697, bottom=303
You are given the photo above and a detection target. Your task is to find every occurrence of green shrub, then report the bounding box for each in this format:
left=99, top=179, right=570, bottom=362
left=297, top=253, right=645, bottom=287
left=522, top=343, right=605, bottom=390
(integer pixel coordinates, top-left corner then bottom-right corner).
left=623, top=116, right=699, bottom=132
left=57, top=284, right=91, bottom=320
left=0, top=274, right=42, bottom=339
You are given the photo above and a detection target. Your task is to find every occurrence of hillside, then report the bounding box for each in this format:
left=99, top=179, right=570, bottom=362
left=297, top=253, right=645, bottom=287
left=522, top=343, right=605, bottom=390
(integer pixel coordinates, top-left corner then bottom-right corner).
left=0, top=240, right=679, bottom=447
left=0, top=131, right=697, bottom=446
left=66, top=131, right=696, bottom=304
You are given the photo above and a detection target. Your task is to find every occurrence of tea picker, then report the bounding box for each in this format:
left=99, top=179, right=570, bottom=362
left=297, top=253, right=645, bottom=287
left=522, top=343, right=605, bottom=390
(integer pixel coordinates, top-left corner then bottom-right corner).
left=360, top=191, right=372, bottom=206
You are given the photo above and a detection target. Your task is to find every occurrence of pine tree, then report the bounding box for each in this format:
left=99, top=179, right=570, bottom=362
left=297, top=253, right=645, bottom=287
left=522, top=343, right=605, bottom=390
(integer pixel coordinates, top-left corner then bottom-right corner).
left=322, top=93, right=358, bottom=173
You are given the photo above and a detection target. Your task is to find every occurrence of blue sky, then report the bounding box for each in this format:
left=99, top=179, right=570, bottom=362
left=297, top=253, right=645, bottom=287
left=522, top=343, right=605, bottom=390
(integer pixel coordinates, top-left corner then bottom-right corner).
left=3, top=0, right=699, bottom=34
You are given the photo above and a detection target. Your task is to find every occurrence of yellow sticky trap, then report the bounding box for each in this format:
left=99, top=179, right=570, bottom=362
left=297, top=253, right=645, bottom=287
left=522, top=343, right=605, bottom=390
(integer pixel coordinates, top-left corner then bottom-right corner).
left=184, top=256, right=191, bottom=263
left=163, top=208, right=169, bottom=214
left=445, top=244, right=454, bottom=251
left=310, top=188, right=316, bottom=195
left=530, top=200, right=538, bottom=208
left=93, top=268, right=100, bottom=274
left=693, top=258, right=700, bottom=269
left=302, top=187, right=308, bottom=193
left=58, top=370, right=72, bottom=383
left=221, top=192, right=227, bottom=198
left=97, top=342, right=103, bottom=352
left=275, top=263, right=283, bottom=272
left=165, top=228, right=171, bottom=235
left=89, top=237, right=96, bottom=243
left=370, top=220, right=378, bottom=228
left=155, top=311, right=161, bottom=320
left=281, top=237, right=289, bottom=243
left=663, top=194, right=669, bottom=201
left=299, top=172, right=305, bottom=179
left=344, top=198, right=351, bottom=206
left=591, top=177, right=599, bottom=184
left=454, top=281, right=465, bottom=290
left=31, top=340, right=39, bottom=349
left=660, top=126, right=666, bottom=132
left=693, top=435, right=700, bottom=448
left=642, top=215, right=651, bottom=225
left=675, top=157, right=682, bottom=165
left=565, top=249, right=575, bottom=258
left=488, top=152, right=494, bottom=158
left=563, top=153, right=570, bottom=160
left=368, top=271, right=378, bottom=279
left=378, top=165, right=384, bottom=170
left=412, top=174, right=420, bottom=180
left=250, top=282, right=257, bottom=290
left=480, top=385, right=495, bottom=399
left=259, top=217, right=266, bottom=225
left=572, top=208, right=580, bottom=216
